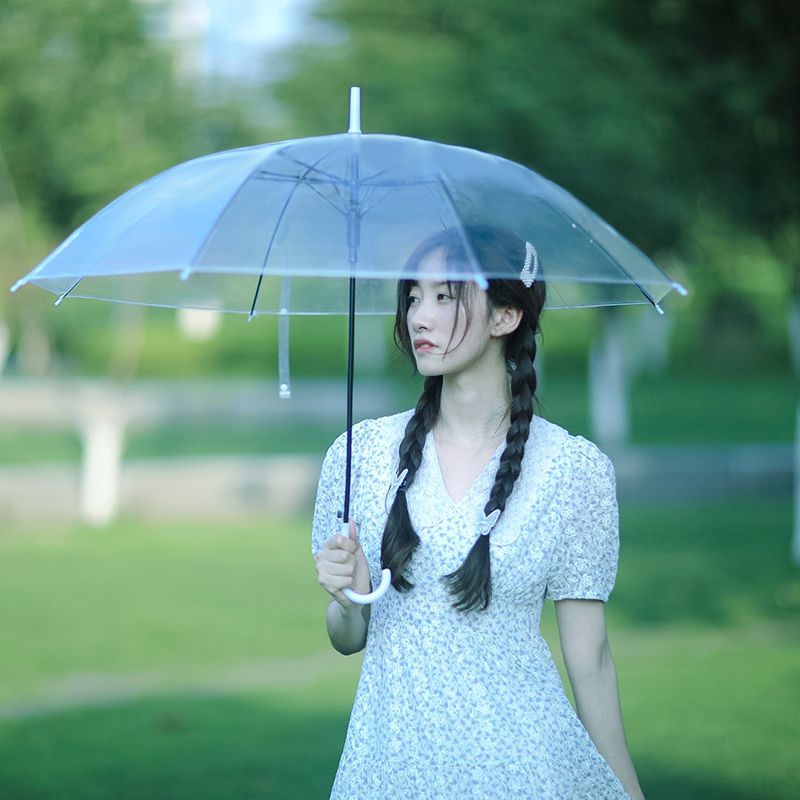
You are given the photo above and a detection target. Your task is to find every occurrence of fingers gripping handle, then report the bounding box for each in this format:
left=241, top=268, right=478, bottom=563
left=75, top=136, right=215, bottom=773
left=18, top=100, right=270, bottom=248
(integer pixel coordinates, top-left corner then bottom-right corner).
left=342, top=571, right=392, bottom=604
left=339, top=521, right=392, bottom=604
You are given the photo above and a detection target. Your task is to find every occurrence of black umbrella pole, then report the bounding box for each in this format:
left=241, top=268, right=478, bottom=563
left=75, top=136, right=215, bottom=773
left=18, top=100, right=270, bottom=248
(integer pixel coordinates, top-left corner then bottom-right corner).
left=343, top=276, right=356, bottom=524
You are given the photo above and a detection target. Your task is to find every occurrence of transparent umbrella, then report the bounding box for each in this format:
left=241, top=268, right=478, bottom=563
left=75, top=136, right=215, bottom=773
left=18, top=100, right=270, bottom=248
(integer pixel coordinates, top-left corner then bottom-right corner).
left=10, top=86, right=688, bottom=604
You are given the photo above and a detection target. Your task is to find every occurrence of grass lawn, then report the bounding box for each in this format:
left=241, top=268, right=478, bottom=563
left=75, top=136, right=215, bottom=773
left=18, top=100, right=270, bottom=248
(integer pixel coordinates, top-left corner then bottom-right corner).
left=0, top=500, right=798, bottom=799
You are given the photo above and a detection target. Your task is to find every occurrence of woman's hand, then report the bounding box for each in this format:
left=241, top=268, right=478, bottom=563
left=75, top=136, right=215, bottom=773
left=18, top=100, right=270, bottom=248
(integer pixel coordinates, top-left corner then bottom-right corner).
left=315, top=519, right=372, bottom=609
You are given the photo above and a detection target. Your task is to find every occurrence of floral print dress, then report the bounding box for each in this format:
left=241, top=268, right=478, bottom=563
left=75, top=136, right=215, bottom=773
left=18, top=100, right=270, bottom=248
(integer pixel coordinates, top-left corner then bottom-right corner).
left=311, top=409, right=631, bottom=800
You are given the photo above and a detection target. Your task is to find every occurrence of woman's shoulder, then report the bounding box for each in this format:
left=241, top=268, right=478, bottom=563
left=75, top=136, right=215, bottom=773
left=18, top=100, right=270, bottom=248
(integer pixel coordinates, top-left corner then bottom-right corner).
left=354, top=407, right=415, bottom=438
left=531, top=414, right=612, bottom=470
left=326, top=408, right=415, bottom=454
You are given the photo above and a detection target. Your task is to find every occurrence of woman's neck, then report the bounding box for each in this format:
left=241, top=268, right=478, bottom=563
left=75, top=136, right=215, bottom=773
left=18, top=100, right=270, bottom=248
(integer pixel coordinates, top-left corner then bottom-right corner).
left=435, top=355, right=511, bottom=443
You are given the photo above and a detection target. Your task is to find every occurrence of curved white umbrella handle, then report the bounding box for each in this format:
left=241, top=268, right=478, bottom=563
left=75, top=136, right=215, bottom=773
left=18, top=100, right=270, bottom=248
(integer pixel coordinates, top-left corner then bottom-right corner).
left=339, top=521, right=392, bottom=604
left=342, top=570, right=392, bottom=604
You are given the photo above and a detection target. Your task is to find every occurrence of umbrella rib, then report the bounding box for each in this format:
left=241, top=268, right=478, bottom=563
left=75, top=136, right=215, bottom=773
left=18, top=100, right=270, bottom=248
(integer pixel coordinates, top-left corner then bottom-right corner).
left=254, top=171, right=347, bottom=216
left=356, top=167, right=389, bottom=185
left=356, top=169, right=400, bottom=214
left=535, top=198, right=662, bottom=311
left=256, top=169, right=439, bottom=190
left=299, top=175, right=349, bottom=217
left=359, top=176, right=439, bottom=188
left=431, top=169, right=487, bottom=285
left=54, top=277, right=83, bottom=306
left=359, top=184, right=403, bottom=217
left=192, top=153, right=340, bottom=277
left=425, top=182, right=452, bottom=231
left=256, top=168, right=353, bottom=222
left=278, top=151, right=345, bottom=185
left=255, top=170, right=344, bottom=187
left=248, top=153, right=335, bottom=318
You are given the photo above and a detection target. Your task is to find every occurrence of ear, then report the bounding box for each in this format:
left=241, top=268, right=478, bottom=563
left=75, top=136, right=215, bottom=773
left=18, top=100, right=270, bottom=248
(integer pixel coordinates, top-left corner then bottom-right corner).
left=490, top=305, right=523, bottom=338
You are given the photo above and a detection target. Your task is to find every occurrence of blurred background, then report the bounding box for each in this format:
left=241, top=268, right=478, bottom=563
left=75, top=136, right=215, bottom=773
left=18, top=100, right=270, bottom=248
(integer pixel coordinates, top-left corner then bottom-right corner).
left=0, top=1, right=797, bottom=798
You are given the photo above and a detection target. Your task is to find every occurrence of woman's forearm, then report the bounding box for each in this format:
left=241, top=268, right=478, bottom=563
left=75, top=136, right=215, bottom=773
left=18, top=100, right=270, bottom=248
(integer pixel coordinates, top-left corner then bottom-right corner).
left=326, top=597, right=371, bottom=655
left=569, top=649, right=645, bottom=800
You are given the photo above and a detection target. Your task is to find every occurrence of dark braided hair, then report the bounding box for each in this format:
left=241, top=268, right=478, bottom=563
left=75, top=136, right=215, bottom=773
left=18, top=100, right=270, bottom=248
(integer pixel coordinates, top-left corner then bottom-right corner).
left=380, top=223, right=547, bottom=612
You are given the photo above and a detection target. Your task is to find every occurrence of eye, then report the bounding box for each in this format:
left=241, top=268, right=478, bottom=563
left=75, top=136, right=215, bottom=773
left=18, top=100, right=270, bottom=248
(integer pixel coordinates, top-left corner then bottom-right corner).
left=408, top=295, right=420, bottom=306
left=437, top=293, right=453, bottom=301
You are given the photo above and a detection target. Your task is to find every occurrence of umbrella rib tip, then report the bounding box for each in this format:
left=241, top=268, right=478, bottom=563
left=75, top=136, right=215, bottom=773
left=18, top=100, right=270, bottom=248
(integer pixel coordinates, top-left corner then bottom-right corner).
left=673, top=282, right=688, bottom=296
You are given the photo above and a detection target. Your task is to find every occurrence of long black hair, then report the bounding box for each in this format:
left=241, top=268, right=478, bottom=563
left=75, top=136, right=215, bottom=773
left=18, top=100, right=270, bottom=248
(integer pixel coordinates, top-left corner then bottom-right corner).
left=381, top=223, right=547, bottom=613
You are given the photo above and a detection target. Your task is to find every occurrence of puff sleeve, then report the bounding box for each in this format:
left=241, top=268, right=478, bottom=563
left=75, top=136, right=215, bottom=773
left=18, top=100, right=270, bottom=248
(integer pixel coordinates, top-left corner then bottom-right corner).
left=545, top=436, right=620, bottom=602
left=310, top=431, right=347, bottom=559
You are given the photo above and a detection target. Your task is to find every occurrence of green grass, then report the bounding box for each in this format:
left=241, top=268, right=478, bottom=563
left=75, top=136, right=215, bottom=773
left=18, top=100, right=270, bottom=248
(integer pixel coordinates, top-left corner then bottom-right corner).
left=0, top=518, right=326, bottom=704
left=536, top=370, right=797, bottom=444
left=0, top=500, right=798, bottom=798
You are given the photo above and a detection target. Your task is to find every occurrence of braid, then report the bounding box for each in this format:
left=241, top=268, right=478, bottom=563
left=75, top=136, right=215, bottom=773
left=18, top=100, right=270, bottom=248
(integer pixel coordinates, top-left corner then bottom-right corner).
left=485, top=325, right=537, bottom=516
left=398, top=376, right=442, bottom=483
left=442, top=323, right=538, bottom=612
left=381, top=375, right=443, bottom=592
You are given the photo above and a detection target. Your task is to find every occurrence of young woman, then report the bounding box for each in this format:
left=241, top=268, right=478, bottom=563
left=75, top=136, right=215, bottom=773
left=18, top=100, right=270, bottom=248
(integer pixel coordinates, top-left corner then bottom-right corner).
left=312, top=224, right=645, bottom=799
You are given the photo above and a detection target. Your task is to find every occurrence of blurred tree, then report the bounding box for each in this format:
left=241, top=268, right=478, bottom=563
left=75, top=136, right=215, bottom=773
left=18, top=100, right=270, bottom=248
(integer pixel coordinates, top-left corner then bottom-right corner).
left=266, top=0, right=797, bottom=374
left=268, top=0, right=684, bottom=252
left=263, top=0, right=692, bottom=439
left=0, top=0, right=257, bottom=375
left=606, top=0, right=799, bottom=372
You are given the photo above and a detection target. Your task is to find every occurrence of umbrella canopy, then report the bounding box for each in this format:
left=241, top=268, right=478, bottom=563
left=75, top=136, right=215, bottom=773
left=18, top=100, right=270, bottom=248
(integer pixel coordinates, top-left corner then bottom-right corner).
left=10, top=87, right=688, bottom=604
left=11, top=100, right=686, bottom=315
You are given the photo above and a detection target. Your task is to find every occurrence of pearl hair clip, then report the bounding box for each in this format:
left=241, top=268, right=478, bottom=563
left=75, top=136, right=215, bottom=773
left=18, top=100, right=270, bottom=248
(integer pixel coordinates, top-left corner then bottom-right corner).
left=476, top=508, right=501, bottom=537
left=384, top=467, right=409, bottom=513
left=520, top=241, right=539, bottom=288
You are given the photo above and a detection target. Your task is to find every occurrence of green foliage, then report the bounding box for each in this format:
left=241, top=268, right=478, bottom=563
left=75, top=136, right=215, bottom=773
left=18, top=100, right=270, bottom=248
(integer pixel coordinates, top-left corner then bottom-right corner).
left=0, top=0, right=259, bottom=368
left=0, top=0, right=253, bottom=230
left=269, top=0, right=682, bottom=249
left=266, top=0, right=798, bottom=370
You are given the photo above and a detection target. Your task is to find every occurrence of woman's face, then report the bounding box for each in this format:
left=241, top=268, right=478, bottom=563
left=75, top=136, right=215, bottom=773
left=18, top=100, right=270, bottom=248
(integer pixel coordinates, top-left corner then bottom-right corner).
left=405, top=246, right=494, bottom=377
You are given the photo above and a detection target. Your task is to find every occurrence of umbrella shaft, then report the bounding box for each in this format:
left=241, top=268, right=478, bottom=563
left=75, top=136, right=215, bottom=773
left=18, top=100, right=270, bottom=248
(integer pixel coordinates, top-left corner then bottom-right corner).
left=343, top=276, right=356, bottom=523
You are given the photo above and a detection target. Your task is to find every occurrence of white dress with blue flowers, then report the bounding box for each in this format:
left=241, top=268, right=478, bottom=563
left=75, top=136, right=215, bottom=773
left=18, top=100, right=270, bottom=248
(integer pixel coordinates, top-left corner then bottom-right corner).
left=311, top=408, right=631, bottom=800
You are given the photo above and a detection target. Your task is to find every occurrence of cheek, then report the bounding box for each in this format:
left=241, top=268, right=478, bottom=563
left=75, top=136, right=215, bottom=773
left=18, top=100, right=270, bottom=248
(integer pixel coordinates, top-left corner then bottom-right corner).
left=451, top=307, right=470, bottom=339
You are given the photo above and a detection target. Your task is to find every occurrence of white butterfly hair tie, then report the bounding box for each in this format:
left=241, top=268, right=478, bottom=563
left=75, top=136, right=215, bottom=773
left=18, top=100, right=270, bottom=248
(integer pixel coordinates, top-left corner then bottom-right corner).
left=520, top=241, right=539, bottom=288
left=384, top=468, right=409, bottom=513
left=477, top=508, right=501, bottom=537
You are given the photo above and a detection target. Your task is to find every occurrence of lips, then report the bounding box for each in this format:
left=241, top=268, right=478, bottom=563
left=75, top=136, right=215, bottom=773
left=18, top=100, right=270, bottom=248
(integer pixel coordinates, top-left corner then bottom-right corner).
left=414, top=339, right=436, bottom=353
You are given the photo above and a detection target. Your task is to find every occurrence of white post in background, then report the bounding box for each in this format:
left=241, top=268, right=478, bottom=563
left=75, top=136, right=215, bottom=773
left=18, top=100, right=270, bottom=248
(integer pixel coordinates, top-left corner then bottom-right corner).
left=792, top=400, right=800, bottom=565
left=0, top=319, right=9, bottom=378
left=788, top=295, right=800, bottom=377
left=357, top=316, right=388, bottom=376
left=589, top=307, right=629, bottom=447
left=78, top=391, right=127, bottom=527
left=624, top=307, right=672, bottom=379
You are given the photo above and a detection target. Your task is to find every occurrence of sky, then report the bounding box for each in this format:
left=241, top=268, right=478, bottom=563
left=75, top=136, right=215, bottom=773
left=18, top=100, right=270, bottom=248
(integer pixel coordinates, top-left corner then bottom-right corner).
left=156, top=0, right=336, bottom=83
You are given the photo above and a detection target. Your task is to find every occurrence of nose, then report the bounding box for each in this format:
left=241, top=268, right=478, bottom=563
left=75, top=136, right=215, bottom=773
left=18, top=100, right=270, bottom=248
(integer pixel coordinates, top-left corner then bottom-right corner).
left=410, top=295, right=434, bottom=333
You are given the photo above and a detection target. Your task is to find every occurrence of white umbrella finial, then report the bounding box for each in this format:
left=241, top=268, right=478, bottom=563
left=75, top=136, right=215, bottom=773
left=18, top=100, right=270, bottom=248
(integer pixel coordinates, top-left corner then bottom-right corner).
left=349, top=86, right=361, bottom=134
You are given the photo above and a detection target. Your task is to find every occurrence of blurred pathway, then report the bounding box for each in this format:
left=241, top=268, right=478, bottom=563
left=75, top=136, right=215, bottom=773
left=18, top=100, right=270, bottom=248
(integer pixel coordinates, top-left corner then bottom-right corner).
left=0, top=649, right=356, bottom=721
